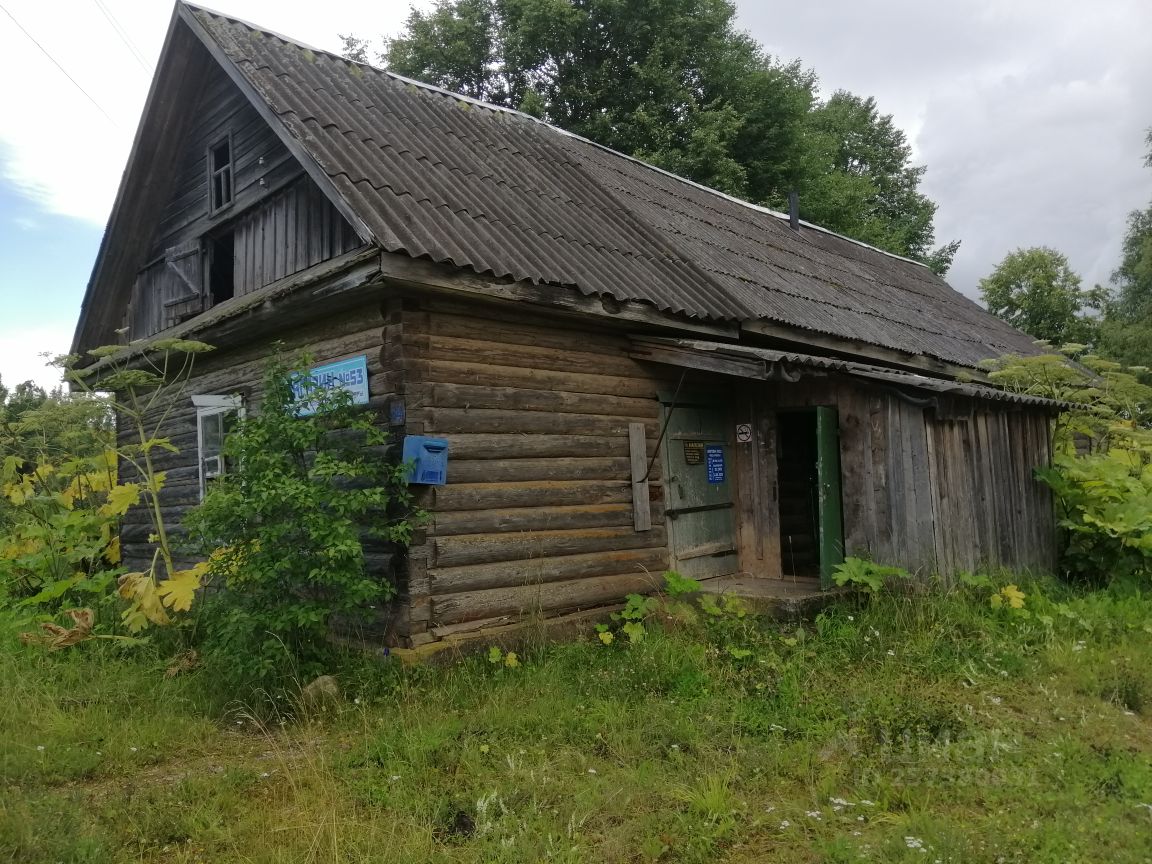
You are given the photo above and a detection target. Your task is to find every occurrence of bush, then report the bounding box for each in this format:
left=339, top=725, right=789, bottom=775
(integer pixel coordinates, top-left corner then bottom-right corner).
left=185, top=354, right=415, bottom=691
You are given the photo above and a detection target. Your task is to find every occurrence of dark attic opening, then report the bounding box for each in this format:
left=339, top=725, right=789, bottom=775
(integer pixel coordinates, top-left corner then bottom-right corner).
left=207, top=231, right=235, bottom=305
left=777, top=409, right=820, bottom=579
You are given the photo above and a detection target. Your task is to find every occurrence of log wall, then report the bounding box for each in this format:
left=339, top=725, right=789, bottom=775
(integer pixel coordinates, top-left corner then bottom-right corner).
left=394, top=299, right=672, bottom=644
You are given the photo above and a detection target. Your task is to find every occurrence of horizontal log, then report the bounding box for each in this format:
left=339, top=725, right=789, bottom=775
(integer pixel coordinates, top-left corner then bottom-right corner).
left=426, top=309, right=631, bottom=355
left=432, top=525, right=667, bottom=568
left=437, top=433, right=647, bottom=460
left=405, top=358, right=657, bottom=399
left=119, top=503, right=197, bottom=527
left=412, top=333, right=644, bottom=377
left=122, top=523, right=189, bottom=543
left=431, top=502, right=658, bottom=537
left=431, top=479, right=635, bottom=511
left=430, top=546, right=670, bottom=594
left=428, top=383, right=655, bottom=418
left=431, top=570, right=664, bottom=625
left=414, top=408, right=659, bottom=437
left=363, top=551, right=396, bottom=578
left=446, top=457, right=634, bottom=484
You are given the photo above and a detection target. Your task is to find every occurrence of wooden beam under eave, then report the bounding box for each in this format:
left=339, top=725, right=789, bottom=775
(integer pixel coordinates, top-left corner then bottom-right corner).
left=741, top=320, right=987, bottom=382
left=374, top=250, right=741, bottom=340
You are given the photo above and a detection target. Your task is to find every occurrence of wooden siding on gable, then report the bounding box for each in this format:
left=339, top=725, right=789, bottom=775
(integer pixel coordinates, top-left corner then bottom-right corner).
left=149, top=61, right=296, bottom=260
left=122, top=58, right=361, bottom=342
left=232, top=178, right=361, bottom=298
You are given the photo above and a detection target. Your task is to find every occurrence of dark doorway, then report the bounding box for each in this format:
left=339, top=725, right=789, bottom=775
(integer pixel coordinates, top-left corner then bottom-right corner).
left=208, top=232, right=235, bottom=305
left=777, top=411, right=820, bottom=578
left=776, top=407, right=845, bottom=587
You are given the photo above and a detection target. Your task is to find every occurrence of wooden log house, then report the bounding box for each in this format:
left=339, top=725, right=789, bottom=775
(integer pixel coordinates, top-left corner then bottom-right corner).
left=73, top=3, right=1060, bottom=648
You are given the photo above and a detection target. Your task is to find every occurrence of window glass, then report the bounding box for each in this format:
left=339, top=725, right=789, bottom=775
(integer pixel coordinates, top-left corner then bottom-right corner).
left=208, top=137, right=233, bottom=212
left=194, top=395, right=241, bottom=499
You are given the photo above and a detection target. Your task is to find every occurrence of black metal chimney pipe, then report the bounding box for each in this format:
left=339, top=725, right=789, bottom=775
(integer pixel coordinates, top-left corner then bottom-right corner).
left=788, top=191, right=800, bottom=232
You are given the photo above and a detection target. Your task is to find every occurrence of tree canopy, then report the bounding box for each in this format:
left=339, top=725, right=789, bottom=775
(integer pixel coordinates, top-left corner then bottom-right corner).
left=346, top=0, right=958, bottom=273
left=1098, top=128, right=1152, bottom=368
left=978, top=247, right=1105, bottom=345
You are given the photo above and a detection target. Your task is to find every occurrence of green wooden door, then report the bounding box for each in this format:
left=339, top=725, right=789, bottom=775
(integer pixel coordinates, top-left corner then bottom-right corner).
left=815, top=406, right=845, bottom=589
left=663, top=402, right=738, bottom=580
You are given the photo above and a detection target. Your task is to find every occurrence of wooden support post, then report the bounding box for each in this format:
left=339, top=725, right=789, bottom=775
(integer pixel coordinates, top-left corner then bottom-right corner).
left=629, top=422, right=652, bottom=532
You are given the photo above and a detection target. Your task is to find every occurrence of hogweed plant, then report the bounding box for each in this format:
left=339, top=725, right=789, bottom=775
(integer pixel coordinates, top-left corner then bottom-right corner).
left=51, top=338, right=214, bottom=636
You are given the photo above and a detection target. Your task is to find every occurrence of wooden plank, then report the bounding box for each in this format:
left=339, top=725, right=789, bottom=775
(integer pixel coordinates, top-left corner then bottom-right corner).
left=426, top=308, right=633, bottom=355
left=838, top=387, right=870, bottom=558
left=868, top=394, right=892, bottom=560
left=430, top=547, right=670, bottom=594
left=758, top=401, right=782, bottom=578
left=432, top=526, right=667, bottom=568
left=629, top=422, right=652, bottom=532
left=413, top=333, right=643, bottom=377
left=923, top=415, right=946, bottom=577
left=732, top=398, right=758, bottom=573
left=885, top=396, right=908, bottom=565
left=436, top=433, right=637, bottom=460
left=431, top=570, right=665, bottom=625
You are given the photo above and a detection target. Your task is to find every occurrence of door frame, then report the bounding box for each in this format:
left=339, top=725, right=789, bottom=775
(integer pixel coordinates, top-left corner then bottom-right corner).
left=774, top=405, right=845, bottom=589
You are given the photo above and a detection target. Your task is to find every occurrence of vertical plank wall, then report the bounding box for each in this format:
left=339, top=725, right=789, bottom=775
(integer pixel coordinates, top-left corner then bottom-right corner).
left=775, top=377, right=1055, bottom=576
left=395, top=298, right=672, bottom=644
left=231, top=179, right=362, bottom=298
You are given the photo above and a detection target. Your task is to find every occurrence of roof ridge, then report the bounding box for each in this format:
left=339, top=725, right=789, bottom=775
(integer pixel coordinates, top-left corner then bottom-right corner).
left=181, top=0, right=933, bottom=272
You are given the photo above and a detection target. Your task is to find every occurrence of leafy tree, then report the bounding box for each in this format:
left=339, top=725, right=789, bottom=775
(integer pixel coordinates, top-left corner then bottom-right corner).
left=794, top=91, right=957, bottom=272
left=979, top=247, right=1105, bottom=344
left=1098, top=129, right=1152, bottom=368
left=0, top=376, right=47, bottom=424
left=356, top=0, right=956, bottom=269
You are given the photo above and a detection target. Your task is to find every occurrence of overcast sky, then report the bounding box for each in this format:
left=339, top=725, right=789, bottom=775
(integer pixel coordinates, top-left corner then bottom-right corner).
left=0, top=0, right=1149, bottom=391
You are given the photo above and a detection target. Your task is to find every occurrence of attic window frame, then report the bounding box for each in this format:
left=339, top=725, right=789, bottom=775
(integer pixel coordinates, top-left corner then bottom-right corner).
left=207, top=133, right=234, bottom=214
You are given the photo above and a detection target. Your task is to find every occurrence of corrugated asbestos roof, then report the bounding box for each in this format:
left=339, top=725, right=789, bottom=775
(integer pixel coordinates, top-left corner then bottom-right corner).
left=189, top=5, right=1043, bottom=371
left=631, top=338, right=1068, bottom=409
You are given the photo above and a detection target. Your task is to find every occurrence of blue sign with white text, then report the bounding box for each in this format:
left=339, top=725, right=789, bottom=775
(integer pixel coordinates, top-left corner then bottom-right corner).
left=292, top=355, right=370, bottom=415
left=705, top=445, right=725, bottom=484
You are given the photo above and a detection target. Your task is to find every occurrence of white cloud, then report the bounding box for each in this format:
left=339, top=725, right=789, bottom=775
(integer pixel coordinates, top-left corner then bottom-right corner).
left=736, top=0, right=1152, bottom=298
left=0, top=325, right=71, bottom=392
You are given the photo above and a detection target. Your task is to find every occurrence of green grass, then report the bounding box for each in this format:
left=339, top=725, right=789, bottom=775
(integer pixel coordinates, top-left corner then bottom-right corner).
left=3, top=576, right=1152, bottom=863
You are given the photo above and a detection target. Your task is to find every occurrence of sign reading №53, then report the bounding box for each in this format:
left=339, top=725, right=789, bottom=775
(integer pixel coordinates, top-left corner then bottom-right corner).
left=292, top=355, right=370, bottom=415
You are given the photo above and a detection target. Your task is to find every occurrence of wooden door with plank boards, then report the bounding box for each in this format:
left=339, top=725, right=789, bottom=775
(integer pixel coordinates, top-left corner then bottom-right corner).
left=661, top=397, right=739, bottom=580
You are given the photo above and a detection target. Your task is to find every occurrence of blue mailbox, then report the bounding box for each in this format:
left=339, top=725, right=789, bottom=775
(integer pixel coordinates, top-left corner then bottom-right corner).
left=402, top=435, right=449, bottom=485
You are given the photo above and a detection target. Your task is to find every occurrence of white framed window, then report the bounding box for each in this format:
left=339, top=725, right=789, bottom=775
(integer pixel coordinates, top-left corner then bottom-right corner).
left=192, top=394, right=243, bottom=499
